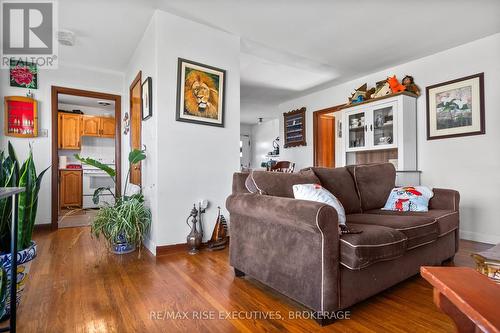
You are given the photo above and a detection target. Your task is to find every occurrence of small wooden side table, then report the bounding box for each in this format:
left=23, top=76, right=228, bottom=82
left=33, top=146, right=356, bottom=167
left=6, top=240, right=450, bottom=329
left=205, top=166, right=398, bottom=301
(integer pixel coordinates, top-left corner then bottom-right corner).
left=421, top=266, right=500, bottom=333
left=472, top=243, right=500, bottom=282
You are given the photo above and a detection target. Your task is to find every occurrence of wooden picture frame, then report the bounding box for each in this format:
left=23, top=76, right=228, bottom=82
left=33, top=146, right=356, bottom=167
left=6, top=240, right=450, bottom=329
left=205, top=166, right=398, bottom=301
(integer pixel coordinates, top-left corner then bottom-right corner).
left=284, top=107, right=306, bottom=148
left=4, top=96, right=38, bottom=138
left=426, top=73, right=485, bottom=140
left=141, top=77, right=152, bottom=120
left=176, top=58, right=226, bottom=127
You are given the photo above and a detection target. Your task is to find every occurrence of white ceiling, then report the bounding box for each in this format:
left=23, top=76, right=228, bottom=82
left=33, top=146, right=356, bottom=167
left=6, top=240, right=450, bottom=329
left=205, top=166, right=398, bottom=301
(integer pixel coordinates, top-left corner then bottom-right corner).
left=58, top=94, right=115, bottom=111
left=57, top=1, right=500, bottom=124
left=58, top=0, right=155, bottom=72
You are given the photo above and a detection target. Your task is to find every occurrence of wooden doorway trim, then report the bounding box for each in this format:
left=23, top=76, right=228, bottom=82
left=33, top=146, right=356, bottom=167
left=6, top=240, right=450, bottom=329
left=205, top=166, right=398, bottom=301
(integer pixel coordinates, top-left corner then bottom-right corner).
left=129, top=71, right=142, bottom=186
left=51, top=86, right=122, bottom=230
left=313, top=105, right=344, bottom=167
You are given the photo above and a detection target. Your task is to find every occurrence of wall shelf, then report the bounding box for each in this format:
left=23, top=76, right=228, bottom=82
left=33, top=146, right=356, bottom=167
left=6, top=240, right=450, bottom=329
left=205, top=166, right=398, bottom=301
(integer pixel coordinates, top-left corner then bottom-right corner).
left=283, top=107, right=306, bottom=148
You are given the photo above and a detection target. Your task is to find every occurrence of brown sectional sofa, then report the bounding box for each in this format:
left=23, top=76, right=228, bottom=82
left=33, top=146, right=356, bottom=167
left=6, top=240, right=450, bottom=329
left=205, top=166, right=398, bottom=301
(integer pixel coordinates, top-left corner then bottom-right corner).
left=226, top=163, right=460, bottom=325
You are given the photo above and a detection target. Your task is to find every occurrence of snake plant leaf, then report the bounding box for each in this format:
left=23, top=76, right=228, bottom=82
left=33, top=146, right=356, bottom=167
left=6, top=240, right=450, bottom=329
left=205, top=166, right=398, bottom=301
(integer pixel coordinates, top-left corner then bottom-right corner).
left=128, top=149, right=146, bottom=165
left=7, top=142, right=19, bottom=184
left=74, top=154, right=116, bottom=179
left=17, top=151, right=36, bottom=250
left=23, top=165, right=49, bottom=249
left=92, top=187, right=113, bottom=205
left=0, top=267, right=7, bottom=318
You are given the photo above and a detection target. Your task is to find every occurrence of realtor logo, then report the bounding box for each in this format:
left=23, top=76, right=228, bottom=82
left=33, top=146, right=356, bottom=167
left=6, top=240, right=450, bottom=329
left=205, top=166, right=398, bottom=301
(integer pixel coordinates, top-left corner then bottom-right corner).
left=1, top=0, right=58, bottom=68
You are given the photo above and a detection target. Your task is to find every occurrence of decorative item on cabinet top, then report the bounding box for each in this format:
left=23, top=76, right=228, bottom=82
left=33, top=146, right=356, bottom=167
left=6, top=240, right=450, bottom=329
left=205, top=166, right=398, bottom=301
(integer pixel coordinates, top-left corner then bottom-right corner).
left=283, top=107, right=306, bottom=148
left=4, top=96, right=38, bottom=137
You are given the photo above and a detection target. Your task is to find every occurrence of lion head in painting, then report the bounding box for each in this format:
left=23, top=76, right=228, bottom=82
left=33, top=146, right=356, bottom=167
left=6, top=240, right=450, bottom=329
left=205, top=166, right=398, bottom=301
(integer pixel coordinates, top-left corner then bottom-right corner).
left=184, top=70, right=219, bottom=119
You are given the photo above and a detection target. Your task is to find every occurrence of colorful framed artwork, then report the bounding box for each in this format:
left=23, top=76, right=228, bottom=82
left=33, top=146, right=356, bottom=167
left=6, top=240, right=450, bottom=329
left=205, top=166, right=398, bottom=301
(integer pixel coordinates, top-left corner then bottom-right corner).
left=9, top=59, right=38, bottom=89
left=141, top=77, right=152, bottom=120
left=176, top=58, right=225, bottom=127
left=426, top=73, right=484, bottom=140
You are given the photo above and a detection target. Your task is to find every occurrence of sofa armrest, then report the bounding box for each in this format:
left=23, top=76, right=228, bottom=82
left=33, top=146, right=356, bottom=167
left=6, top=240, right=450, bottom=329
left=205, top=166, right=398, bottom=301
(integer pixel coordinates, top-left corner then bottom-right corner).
left=430, top=188, right=460, bottom=211
left=226, top=193, right=340, bottom=313
left=226, top=193, right=339, bottom=233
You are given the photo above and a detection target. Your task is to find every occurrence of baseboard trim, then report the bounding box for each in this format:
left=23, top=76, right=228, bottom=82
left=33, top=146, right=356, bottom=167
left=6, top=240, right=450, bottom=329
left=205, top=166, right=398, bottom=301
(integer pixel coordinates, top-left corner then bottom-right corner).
left=460, top=230, right=500, bottom=245
left=34, top=223, right=53, bottom=231
left=156, top=243, right=187, bottom=256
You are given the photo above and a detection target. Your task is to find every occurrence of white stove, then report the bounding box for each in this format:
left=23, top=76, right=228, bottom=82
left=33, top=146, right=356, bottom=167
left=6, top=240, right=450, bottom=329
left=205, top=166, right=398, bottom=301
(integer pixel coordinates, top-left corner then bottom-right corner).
left=82, top=159, right=115, bottom=208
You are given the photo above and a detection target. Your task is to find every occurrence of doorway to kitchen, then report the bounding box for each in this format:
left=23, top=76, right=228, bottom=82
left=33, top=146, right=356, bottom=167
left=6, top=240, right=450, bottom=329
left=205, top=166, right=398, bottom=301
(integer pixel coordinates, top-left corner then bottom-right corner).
left=51, top=86, right=121, bottom=229
left=313, top=105, right=344, bottom=167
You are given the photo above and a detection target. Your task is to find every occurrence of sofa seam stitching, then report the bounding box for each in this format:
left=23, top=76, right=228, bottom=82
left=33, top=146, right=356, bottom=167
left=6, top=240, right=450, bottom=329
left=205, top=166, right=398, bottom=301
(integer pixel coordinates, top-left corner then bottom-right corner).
left=340, top=237, right=408, bottom=248
left=315, top=205, right=325, bottom=312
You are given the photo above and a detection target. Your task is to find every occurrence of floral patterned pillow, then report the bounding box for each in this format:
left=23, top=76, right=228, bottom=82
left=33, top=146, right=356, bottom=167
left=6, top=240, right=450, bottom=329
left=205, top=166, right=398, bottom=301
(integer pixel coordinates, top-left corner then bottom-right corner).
left=382, top=186, right=434, bottom=212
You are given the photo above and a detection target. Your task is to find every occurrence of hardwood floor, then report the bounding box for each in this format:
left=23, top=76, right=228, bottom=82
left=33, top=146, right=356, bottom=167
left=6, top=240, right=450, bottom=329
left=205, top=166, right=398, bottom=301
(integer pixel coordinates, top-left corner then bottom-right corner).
left=6, top=227, right=493, bottom=332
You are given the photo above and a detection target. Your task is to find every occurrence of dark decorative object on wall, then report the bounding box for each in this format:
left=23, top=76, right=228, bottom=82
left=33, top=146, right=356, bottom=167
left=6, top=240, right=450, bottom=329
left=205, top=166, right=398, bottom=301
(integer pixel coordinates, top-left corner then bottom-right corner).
left=176, top=58, right=226, bottom=127
left=9, top=59, right=38, bottom=89
left=283, top=107, right=306, bottom=148
left=141, top=77, right=152, bottom=120
left=426, top=73, right=484, bottom=140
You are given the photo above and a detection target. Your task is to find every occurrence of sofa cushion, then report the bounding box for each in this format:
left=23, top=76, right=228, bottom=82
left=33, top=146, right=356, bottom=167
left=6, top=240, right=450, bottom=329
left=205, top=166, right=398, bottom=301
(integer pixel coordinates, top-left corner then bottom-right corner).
left=347, top=214, right=438, bottom=249
left=246, top=169, right=320, bottom=198
left=340, top=224, right=407, bottom=270
left=310, top=167, right=362, bottom=214
left=351, top=163, right=396, bottom=211
left=364, top=209, right=459, bottom=237
left=292, top=184, right=346, bottom=225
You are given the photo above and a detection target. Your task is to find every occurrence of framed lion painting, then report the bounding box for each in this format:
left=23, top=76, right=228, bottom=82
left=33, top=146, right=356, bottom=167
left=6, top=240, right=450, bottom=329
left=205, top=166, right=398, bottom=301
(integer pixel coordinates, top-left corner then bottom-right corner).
left=176, top=58, right=226, bottom=127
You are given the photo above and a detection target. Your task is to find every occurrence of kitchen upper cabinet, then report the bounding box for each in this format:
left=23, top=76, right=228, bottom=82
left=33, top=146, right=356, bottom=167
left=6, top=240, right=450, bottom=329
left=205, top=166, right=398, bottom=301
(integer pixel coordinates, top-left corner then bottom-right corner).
left=59, top=113, right=81, bottom=150
left=60, top=169, right=82, bottom=209
left=81, top=116, right=115, bottom=138
left=82, top=115, right=100, bottom=136
left=100, top=117, right=115, bottom=138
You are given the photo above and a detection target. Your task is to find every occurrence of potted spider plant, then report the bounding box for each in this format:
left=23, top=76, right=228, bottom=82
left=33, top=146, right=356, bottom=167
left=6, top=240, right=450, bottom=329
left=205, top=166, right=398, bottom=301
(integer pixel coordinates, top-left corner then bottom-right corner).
left=75, top=149, right=151, bottom=254
left=0, top=142, right=49, bottom=319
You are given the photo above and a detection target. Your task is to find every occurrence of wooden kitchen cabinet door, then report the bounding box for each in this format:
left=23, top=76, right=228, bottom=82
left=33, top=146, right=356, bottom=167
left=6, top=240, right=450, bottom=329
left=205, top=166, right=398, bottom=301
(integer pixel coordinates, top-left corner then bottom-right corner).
left=59, top=113, right=81, bottom=149
left=82, top=115, right=100, bottom=136
left=100, top=117, right=115, bottom=138
left=60, top=170, right=82, bottom=209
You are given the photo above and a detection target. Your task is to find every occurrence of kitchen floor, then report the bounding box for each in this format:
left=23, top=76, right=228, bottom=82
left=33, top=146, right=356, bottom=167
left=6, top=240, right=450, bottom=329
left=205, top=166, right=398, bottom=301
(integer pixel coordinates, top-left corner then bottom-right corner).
left=58, top=208, right=98, bottom=228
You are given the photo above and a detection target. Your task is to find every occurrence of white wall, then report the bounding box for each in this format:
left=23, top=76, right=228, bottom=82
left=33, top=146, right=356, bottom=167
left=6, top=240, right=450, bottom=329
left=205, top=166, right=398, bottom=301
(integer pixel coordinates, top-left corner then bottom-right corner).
left=250, top=119, right=279, bottom=169
left=125, top=10, right=240, bottom=250
left=123, top=16, right=159, bottom=254
left=0, top=65, right=123, bottom=225
left=155, top=10, right=240, bottom=246
left=278, top=33, right=500, bottom=244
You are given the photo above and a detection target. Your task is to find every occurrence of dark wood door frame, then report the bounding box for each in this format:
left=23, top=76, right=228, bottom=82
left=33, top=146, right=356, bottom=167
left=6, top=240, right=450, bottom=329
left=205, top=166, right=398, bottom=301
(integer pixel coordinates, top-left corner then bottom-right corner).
left=313, top=105, right=344, bottom=167
left=51, top=86, right=122, bottom=230
left=129, top=71, right=142, bottom=186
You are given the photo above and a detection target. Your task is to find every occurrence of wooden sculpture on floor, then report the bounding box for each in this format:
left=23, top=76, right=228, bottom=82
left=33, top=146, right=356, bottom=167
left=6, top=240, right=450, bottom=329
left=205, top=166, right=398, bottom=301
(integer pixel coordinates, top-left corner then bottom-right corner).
left=207, top=207, right=229, bottom=251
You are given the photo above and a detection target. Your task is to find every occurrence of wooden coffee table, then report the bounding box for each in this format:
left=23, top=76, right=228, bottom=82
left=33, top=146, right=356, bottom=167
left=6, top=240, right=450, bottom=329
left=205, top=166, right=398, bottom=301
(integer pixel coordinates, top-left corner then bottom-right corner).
left=472, top=243, right=500, bottom=282
left=421, top=266, right=500, bottom=333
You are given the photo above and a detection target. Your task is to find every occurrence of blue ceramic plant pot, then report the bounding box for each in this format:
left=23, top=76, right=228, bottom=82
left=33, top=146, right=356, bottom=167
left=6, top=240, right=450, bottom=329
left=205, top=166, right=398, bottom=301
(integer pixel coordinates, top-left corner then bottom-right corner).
left=111, top=233, right=135, bottom=254
left=0, top=241, right=37, bottom=319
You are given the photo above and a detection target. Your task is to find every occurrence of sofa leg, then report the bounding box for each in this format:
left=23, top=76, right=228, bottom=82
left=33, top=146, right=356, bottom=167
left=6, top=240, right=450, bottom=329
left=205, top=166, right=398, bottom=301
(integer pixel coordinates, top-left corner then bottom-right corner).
left=313, top=313, right=336, bottom=326
left=442, top=256, right=455, bottom=266
left=234, top=268, right=245, bottom=277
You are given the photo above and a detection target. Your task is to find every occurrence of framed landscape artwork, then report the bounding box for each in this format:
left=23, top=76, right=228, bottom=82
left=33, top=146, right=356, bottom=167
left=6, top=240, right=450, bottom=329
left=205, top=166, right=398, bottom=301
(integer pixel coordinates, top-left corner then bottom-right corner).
left=10, top=59, right=38, bottom=89
left=426, top=73, right=484, bottom=140
left=176, top=58, right=225, bottom=127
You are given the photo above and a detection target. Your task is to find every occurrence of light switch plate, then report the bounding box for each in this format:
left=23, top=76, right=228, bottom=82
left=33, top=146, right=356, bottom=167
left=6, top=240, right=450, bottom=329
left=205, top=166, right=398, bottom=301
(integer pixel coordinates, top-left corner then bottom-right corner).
left=40, top=129, right=48, bottom=137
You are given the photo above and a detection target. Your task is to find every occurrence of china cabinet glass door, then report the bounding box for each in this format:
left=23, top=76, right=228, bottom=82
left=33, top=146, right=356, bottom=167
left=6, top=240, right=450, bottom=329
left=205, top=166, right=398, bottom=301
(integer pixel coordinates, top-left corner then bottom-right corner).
left=347, top=111, right=366, bottom=149
left=372, top=105, right=395, bottom=148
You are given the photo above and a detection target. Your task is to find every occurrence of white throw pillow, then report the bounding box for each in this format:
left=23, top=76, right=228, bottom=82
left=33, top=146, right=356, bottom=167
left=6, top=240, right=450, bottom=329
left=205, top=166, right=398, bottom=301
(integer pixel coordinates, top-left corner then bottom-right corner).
left=293, top=184, right=346, bottom=225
